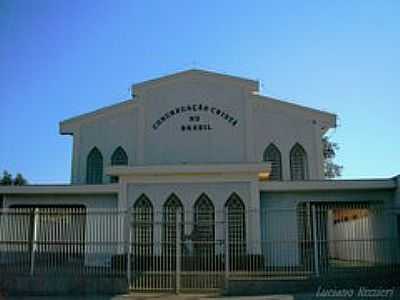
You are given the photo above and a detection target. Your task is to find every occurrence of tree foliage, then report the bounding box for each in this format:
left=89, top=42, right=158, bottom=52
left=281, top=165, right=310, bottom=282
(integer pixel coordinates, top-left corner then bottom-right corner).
left=0, top=171, right=28, bottom=186
left=0, top=171, right=13, bottom=185
left=323, top=137, right=343, bottom=178
left=13, top=173, right=28, bottom=185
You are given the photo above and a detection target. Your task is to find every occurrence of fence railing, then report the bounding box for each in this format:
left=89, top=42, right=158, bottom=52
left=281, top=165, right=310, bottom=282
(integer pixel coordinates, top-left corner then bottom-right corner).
left=0, top=205, right=399, bottom=291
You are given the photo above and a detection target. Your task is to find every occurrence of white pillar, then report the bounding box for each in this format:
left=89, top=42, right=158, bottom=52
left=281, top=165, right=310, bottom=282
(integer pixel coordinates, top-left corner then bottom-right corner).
left=248, top=180, right=261, bottom=254
left=119, top=180, right=129, bottom=255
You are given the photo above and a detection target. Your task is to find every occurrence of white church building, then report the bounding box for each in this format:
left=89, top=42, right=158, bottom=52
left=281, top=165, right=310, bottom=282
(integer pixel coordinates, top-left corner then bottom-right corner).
left=0, top=70, right=399, bottom=291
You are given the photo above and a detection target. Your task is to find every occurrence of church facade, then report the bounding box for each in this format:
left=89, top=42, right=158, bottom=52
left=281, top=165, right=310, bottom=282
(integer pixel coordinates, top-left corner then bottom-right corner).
left=1, top=69, right=399, bottom=272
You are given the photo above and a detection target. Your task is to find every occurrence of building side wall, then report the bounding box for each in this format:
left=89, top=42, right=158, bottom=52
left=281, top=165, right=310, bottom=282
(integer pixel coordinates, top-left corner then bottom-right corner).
left=252, top=103, right=324, bottom=180
left=74, top=108, right=139, bottom=184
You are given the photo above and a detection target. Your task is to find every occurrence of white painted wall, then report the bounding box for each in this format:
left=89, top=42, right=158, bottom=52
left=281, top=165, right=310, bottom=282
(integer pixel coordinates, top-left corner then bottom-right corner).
left=252, top=99, right=325, bottom=180
left=261, top=208, right=300, bottom=266
left=140, top=76, right=248, bottom=165
left=73, top=107, right=139, bottom=184
left=63, top=70, right=334, bottom=184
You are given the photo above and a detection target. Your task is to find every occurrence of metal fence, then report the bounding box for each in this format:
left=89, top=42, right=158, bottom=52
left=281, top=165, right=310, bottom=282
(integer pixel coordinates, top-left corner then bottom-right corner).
left=0, top=204, right=399, bottom=292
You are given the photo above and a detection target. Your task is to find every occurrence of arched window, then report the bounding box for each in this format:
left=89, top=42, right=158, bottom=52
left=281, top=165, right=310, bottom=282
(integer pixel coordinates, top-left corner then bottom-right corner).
left=193, top=193, right=215, bottom=255
left=290, top=143, right=309, bottom=180
left=263, top=143, right=282, bottom=181
left=225, top=193, right=246, bottom=259
left=86, top=147, right=103, bottom=184
left=132, top=194, right=153, bottom=255
left=163, top=194, right=184, bottom=252
left=110, top=146, right=128, bottom=183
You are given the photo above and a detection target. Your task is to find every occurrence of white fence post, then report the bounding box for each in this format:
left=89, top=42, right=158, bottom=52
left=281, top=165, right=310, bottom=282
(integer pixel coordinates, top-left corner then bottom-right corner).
left=175, top=210, right=181, bottom=294
left=29, top=208, right=39, bottom=276
left=312, top=205, right=320, bottom=277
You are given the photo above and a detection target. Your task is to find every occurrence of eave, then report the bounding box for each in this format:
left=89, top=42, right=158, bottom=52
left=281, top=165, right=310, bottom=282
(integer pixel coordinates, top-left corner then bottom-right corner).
left=0, top=184, right=119, bottom=195
left=259, top=178, right=397, bottom=192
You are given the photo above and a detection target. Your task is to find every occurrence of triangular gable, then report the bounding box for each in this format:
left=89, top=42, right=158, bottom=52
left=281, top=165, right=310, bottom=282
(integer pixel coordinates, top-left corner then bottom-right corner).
left=131, top=69, right=259, bottom=95
left=59, top=69, right=336, bottom=135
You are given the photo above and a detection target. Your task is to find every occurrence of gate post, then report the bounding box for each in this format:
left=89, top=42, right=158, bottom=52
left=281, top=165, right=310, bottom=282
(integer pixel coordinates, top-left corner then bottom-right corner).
left=224, top=208, right=230, bottom=289
left=29, top=208, right=39, bottom=276
left=312, top=205, right=320, bottom=277
left=175, top=210, right=181, bottom=294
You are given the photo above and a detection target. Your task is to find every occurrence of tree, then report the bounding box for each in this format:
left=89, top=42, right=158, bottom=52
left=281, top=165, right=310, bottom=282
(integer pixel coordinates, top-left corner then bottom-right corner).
left=13, top=173, right=28, bottom=186
left=323, top=136, right=343, bottom=178
left=0, top=170, right=28, bottom=186
left=0, top=171, right=13, bottom=185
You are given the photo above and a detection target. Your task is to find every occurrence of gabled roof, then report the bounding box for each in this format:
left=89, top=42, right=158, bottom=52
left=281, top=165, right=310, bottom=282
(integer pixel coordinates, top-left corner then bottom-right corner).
left=59, top=69, right=336, bottom=134
left=131, top=69, right=259, bottom=93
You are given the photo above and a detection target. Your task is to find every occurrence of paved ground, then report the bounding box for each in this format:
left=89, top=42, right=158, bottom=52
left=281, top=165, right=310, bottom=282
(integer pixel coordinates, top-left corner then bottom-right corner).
left=3, top=295, right=297, bottom=300
left=4, top=291, right=400, bottom=300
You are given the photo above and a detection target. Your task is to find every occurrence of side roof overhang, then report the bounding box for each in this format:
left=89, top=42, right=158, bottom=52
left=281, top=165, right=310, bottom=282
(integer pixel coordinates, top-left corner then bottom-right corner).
left=59, top=99, right=135, bottom=135
left=0, top=184, right=119, bottom=195
left=259, top=178, right=397, bottom=192
left=251, top=94, right=337, bottom=132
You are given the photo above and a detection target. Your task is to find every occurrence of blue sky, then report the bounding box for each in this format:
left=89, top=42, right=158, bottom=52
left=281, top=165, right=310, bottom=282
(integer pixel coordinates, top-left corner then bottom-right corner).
left=0, top=0, right=399, bottom=183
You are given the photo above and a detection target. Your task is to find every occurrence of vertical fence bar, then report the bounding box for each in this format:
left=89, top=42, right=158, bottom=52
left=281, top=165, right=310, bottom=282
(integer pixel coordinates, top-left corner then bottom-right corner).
left=175, top=210, right=181, bottom=294
left=312, top=205, right=320, bottom=277
left=224, top=208, right=230, bottom=288
left=126, top=210, right=132, bottom=288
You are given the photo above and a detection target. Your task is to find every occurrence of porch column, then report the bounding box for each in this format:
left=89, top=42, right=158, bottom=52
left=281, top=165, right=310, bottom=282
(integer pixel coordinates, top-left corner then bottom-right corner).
left=248, top=180, right=261, bottom=255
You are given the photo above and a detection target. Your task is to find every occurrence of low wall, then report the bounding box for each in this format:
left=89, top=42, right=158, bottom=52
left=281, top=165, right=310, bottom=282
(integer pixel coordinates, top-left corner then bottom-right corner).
left=225, top=271, right=400, bottom=296
left=0, top=274, right=128, bottom=296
